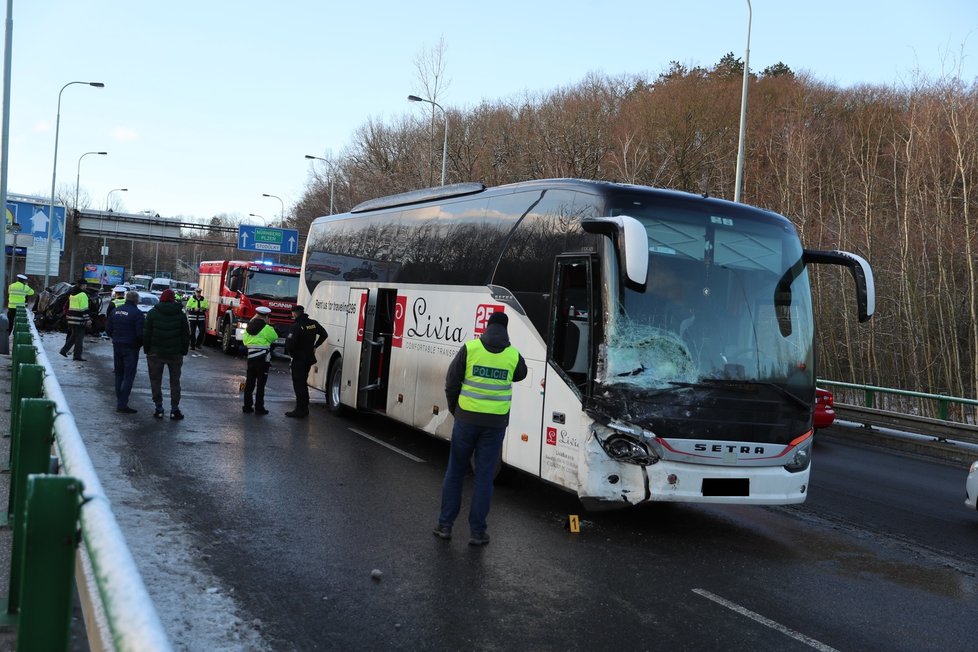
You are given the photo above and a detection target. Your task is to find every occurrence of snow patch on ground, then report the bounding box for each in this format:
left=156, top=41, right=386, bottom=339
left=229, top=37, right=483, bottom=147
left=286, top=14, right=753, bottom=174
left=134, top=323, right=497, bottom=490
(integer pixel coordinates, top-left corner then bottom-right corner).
left=40, top=332, right=271, bottom=651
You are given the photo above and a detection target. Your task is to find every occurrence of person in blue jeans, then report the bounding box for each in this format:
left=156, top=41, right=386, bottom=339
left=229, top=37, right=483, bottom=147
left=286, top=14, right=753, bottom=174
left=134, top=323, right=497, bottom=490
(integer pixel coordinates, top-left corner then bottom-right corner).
left=434, top=311, right=527, bottom=546
left=105, top=291, right=145, bottom=413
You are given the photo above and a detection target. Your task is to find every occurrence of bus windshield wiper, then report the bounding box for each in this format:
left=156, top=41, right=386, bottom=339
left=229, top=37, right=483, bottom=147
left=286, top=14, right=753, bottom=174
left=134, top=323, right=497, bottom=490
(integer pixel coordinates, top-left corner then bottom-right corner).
left=666, top=379, right=810, bottom=410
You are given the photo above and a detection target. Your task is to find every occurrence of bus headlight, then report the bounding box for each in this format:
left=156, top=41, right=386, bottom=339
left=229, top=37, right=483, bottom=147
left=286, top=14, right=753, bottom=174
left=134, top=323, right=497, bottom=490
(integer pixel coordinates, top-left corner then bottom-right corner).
left=605, top=435, right=649, bottom=460
left=783, top=439, right=812, bottom=473
left=592, top=422, right=661, bottom=465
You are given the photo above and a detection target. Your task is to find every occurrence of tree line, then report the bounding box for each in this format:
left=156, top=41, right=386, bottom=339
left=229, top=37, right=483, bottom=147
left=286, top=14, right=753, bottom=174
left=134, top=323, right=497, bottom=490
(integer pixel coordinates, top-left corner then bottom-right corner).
left=287, top=56, right=978, bottom=406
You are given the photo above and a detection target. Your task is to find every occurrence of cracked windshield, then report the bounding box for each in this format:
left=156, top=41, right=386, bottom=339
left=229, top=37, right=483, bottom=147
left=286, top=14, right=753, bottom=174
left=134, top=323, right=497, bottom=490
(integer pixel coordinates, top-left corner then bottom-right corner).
left=600, top=200, right=814, bottom=396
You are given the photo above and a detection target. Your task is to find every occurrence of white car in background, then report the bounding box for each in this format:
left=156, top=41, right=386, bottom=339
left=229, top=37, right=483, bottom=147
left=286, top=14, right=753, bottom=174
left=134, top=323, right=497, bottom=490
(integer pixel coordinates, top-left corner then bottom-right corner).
left=967, top=461, right=978, bottom=510
left=134, top=291, right=160, bottom=313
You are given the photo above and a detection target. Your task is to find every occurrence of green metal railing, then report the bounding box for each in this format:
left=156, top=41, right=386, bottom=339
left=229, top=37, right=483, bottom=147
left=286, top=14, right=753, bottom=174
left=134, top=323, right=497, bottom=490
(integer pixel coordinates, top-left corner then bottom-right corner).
left=3, top=306, right=172, bottom=651
left=817, top=378, right=978, bottom=424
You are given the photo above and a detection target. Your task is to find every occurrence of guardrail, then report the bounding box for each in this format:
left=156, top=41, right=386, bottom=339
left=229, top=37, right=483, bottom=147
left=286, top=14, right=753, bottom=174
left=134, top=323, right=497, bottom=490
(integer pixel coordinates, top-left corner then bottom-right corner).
left=4, top=307, right=172, bottom=651
left=819, top=379, right=978, bottom=461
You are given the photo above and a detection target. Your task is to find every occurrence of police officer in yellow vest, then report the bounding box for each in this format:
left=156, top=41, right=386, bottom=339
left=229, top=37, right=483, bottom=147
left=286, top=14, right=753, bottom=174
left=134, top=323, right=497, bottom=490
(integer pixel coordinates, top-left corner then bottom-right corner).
left=185, top=287, right=209, bottom=350
left=7, top=274, right=35, bottom=335
left=59, top=280, right=90, bottom=361
left=242, top=306, right=278, bottom=416
left=434, top=310, right=527, bottom=546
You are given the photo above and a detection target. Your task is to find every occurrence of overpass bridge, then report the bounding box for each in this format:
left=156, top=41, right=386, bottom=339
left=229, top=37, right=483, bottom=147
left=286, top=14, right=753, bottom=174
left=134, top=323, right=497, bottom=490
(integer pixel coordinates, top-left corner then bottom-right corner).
left=66, top=209, right=304, bottom=280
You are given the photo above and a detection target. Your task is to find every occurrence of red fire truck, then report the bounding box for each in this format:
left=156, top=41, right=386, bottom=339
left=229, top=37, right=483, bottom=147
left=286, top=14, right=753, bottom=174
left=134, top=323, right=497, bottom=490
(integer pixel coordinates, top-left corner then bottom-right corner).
left=198, top=260, right=301, bottom=354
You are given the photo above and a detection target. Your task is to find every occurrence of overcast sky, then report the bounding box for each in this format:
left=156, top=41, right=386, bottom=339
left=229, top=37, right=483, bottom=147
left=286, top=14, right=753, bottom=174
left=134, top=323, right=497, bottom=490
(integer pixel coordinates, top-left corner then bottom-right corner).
left=6, top=0, right=976, bottom=223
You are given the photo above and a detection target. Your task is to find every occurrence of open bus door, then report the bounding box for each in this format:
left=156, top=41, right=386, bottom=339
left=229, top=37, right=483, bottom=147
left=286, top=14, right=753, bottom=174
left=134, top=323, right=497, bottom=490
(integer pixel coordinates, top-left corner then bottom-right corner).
left=340, top=288, right=392, bottom=411
left=540, top=254, right=597, bottom=487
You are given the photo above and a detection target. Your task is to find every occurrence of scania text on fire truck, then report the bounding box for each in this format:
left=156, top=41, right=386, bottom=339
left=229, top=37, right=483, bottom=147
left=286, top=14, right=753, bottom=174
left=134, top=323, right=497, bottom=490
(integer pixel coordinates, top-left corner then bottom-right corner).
left=297, top=180, right=875, bottom=508
left=198, top=260, right=301, bottom=354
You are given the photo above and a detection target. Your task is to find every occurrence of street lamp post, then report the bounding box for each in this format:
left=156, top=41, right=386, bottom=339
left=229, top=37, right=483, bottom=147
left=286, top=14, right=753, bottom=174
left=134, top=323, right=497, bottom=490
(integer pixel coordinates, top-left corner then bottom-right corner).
left=261, top=193, right=284, bottom=227
left=68, top=151, right=106, bottom=283
left=75, top=151, right=107, bottom=212
left=6, top=221, right=20, bottom=287
left=0, top=0, right=14, bottom=346
left=45, top=80, right=105, bottom=288
left=734, top=0, right=752, bottom=203
left=408, top=95, right=448, bottom=186
left=304, top=154, right=335, bottom=215
left=102, top=188, right=127, bottom=284
left=247, top=213, right=267, bottom=226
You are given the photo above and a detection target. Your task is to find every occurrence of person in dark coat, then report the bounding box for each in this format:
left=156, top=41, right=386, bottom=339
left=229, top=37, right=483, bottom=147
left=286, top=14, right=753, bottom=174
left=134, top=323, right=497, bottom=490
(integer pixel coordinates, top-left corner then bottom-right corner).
left=284, top=305, right=327, bottom=418
left=434, top=311, right=528, bottom=546
left=105, top=290, right=145, bottom=413
left=143, top=288, right=190, bottom=420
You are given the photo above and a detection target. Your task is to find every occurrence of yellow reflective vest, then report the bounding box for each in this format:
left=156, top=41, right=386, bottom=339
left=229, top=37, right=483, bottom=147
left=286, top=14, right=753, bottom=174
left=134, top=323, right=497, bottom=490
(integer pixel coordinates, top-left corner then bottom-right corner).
left=243, top=323, right=278, bottom=361
left=457, top=339, right=520, bottom=415
left=7, top=281, right=34, bottom=309
left=66, top=291, right=90, bottom=326
left=185, top=296, right=209, bottom=321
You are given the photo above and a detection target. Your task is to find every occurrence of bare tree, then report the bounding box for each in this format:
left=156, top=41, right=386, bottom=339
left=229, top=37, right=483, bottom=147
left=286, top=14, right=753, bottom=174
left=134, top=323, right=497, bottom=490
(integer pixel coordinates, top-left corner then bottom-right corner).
left=412, top=36, right=450, bottom=186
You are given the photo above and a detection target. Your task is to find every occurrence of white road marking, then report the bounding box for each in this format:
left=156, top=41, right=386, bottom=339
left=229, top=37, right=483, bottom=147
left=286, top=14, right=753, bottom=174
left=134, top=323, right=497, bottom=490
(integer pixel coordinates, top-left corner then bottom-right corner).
left=348, top=428, right=425, bottom=463
left=692, top=589, right=839, bottom=652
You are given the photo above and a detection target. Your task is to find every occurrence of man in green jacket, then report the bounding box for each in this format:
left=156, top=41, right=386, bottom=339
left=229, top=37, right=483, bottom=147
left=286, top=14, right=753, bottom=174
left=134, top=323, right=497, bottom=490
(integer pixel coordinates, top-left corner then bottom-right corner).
left=185, top=287, right=209, bottom=350
left=242, top=306, right=278, bottom=416
left=434, top=310, right=527, bottom=546
left=59, top=280, right=90, bottom=361
left=143, top=288, right=190, bottom=420
left=7, top=274, right=35, bottom=334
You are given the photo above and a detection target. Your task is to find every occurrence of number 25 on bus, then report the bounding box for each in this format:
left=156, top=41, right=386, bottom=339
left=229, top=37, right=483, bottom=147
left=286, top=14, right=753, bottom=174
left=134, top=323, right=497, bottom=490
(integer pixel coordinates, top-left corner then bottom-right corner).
left=297, top=179, right=874, bottom=508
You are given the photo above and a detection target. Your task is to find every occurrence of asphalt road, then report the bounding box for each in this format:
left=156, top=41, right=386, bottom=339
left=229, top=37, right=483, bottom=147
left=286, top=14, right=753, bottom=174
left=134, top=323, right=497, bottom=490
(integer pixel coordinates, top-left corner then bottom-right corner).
left=42, top=332, right=978, bottom=651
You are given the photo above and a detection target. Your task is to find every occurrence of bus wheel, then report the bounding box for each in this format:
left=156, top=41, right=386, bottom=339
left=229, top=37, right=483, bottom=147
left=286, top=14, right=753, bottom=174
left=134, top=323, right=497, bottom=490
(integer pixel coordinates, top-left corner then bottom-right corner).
left=326, top=359, right=345, bottom=415
left=220, top=320, right=237, bottom=354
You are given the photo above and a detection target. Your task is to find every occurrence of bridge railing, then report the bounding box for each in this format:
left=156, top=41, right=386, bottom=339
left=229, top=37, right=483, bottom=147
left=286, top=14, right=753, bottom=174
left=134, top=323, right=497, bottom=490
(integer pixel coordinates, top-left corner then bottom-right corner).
left=818, top=378, right=978, bottom=448
left=5, top=307, right=171, bottom=651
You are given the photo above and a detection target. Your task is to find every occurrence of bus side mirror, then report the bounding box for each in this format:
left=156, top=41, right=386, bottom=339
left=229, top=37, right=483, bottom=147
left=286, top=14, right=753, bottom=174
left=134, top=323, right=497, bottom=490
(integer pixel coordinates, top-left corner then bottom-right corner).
left=803, top=249, right=876, bottom=322
left=581, top=215, right=648, bottom=287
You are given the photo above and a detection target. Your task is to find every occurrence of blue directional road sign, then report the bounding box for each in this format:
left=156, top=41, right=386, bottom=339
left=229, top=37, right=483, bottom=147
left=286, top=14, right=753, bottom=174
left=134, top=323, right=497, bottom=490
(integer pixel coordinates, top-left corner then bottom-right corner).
left=237, top=225, right=300, bottom=255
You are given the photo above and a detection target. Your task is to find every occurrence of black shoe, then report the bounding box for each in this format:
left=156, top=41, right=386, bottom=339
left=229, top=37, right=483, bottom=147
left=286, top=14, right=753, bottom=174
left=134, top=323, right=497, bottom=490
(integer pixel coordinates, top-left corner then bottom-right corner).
left=74, top=357, right=87, bottom=362
left=170, top=409, right=184, bottom=420
left=255, top=407, right=269, bottom=416
left=153, top=407, right=165, bottom=419
left=116, top=406, right=138, bottom=414
left=285, top=409, right=309, bottom=418
left=432, top=524, right=452, bottom=540
left=468, top=531, right=490, bottom=546
left=242, top=406, right=253, bottom=414
left=59, top=350, right=68, bottom=358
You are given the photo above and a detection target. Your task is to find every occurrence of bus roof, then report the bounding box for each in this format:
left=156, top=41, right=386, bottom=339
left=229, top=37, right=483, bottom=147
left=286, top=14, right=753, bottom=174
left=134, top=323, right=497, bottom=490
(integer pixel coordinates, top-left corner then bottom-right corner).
left=334, top=178, right=782, bottom=222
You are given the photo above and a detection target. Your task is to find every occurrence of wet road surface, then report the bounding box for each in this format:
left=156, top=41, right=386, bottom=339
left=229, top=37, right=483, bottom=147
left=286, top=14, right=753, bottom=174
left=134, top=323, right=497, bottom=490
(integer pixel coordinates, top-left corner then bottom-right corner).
left=43, top=332, right=978, bottom=651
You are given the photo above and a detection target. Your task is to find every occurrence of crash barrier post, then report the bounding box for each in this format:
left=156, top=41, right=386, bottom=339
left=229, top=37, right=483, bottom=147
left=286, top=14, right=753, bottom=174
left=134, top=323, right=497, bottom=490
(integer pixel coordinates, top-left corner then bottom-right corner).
left=16, top=475, right=84, bottom=652
left=8, top=335, right=33, bottom=415
left=1, top=313, right=173, bottom=651
left=4, top=365, right=44, bottom=526
left=7, top=399, right=55, bottom=617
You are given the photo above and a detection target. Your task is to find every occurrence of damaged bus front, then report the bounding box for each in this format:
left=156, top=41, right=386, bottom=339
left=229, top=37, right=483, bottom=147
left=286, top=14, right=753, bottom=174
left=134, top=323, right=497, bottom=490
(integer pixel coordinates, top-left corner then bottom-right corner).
left=568, top=195, right=873, bottom=507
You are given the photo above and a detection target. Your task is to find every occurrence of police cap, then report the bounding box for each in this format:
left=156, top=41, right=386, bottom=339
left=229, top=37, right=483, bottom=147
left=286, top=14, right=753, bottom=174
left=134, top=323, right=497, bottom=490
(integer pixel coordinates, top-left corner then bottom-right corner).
left=255, top=306, right=272, bottom=315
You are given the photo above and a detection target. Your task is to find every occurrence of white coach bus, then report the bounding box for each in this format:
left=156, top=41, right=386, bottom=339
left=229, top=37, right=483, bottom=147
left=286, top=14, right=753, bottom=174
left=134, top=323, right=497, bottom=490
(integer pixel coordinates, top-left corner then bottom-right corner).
left=298, top=180, right=874, bottom=508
